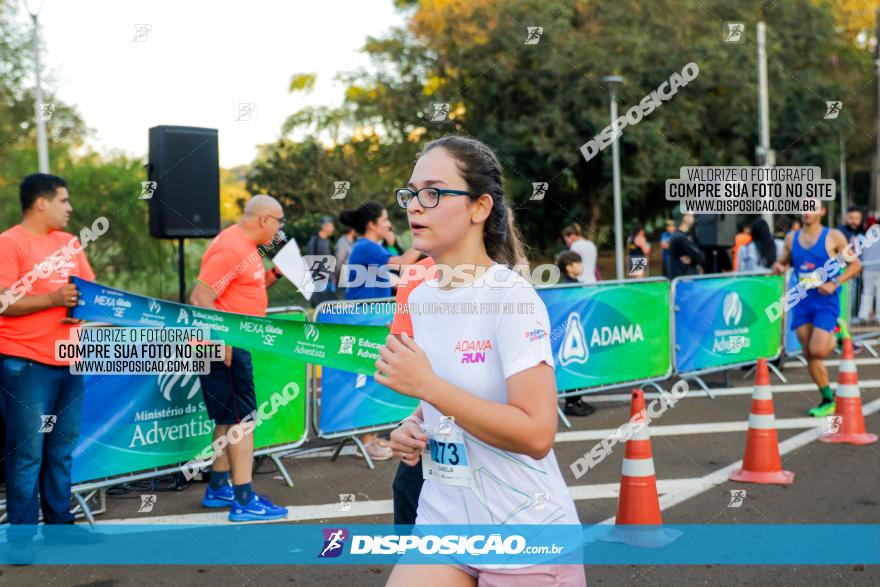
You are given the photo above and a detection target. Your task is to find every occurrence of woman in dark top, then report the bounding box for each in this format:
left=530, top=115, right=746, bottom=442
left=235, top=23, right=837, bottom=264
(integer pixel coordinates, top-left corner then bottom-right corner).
left=339, top=201, right=421, bottom=300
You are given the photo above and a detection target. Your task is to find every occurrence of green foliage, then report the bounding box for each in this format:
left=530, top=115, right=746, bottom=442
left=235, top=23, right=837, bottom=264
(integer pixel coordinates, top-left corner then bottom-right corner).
left=251, top=0, right=876, bottom=257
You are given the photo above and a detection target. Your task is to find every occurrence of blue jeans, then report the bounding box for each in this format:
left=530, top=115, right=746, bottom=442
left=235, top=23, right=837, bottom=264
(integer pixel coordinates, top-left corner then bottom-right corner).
left=0, top=356, right=83, bottom=530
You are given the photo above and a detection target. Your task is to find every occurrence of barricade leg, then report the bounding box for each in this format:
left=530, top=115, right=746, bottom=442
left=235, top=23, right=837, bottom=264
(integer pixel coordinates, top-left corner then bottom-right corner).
left=557, top=404, right=572, bottom=429
left=269, top=453, right=295, bottom=487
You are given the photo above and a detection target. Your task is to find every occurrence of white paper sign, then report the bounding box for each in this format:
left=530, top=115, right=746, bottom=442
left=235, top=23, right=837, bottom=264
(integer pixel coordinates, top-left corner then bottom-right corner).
left=272, top=238, right=314, bottom=300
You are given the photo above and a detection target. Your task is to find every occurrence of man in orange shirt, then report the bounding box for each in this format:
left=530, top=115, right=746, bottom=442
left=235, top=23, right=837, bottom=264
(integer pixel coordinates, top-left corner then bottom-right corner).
left=190, top=194, right=287, bottom=522
left=0, top=174, right=100, bottom=550
left=732, top=220, right=752, bottom=271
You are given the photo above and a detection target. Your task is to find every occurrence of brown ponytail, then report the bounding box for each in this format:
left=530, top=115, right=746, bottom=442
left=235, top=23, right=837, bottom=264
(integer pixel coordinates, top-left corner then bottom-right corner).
left=418, top=136, right=530, bottom=274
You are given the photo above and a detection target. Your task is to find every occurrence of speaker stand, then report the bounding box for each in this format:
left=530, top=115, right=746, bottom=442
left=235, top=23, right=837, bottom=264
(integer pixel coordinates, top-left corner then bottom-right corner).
left=177, top=238, right=186, bottom=303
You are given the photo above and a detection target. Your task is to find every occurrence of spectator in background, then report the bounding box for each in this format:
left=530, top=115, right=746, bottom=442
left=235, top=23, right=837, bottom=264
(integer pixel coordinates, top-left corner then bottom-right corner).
left=626, top=224, right=651, bottom=277
left=783, top=217, right=802, bottom=235
left=737, top=218, right=776, bottom=272
left=190, top=195, right=288, bottom=522
left=562, top=223, right=597, bottom=283
left=334, top=225, right=356, bottom=297
left=337, top=201, right=421, bottom=462
left=838, top=206, right=864, bottom=243
left=556, top=250, right=582, bottom=284
left=660, top=218, right=676, bottom=277
left=306, top=215, right=338, bottom=307
left=667, top=214, right=704, bottom=278
left=839, top=206, right=866, bottom=316
left=383, top=227, right=403, bottom=256
left=382, top=227, right=405, bottom=293
left=339, top=201, right=421, bottom=301
left=0, top=174, right=102, bottom=558
left=857, top=216, right=880, bottom=324
left=554, top=250, right=595, bottom=417
left=732, top=219, right=752, bottom=271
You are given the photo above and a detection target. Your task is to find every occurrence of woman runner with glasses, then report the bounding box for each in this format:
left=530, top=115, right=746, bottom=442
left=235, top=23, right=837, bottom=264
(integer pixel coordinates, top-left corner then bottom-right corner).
left=379, top=136, right=585, bottom=586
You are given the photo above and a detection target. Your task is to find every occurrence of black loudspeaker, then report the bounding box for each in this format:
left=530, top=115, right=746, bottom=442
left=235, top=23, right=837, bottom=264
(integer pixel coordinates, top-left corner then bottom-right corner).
left=148, top=126, right=220, bottom=238
left=693, top=214, right=736, bottom=248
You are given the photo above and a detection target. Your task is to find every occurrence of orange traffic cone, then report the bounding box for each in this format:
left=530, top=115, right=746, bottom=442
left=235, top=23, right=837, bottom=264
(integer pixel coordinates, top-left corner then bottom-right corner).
left=597, top=388, right=681, bottom=548
left=615, top=388, right=662, bottom=524
left=730, top=358, right=795, bottom=485
left=820, top=338, right=878, bottom=445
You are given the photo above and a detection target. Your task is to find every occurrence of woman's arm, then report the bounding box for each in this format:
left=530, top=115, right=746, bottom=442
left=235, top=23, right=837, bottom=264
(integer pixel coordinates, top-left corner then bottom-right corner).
left=375, top=334, right=557, bottom=460
left=388, top=247, right=422, bottom=268
left=421, top=362, right=557, bottom=459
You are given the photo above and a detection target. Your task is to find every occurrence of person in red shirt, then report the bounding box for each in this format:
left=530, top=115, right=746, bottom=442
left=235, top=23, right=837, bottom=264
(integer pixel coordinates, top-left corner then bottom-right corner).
left=389, top=256, right=434, bottom=523
left=189, top=194, right=287, bottom=522
left=0, top=174, right=100, bottom=551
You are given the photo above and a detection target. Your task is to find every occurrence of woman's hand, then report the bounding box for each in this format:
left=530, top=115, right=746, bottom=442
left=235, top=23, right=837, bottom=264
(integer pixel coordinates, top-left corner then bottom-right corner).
left=390, top=419, right=428, bottom=466
left=374, top=333, right=435, bottom=399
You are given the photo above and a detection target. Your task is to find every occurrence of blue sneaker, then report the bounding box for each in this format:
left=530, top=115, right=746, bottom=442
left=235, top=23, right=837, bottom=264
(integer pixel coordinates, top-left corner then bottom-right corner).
left=202, top=483, right=235, bottom=508
left=229, top=494, right=288, bottom=522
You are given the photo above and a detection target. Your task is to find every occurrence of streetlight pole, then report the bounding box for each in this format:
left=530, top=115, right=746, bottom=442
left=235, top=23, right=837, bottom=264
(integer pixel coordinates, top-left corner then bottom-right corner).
left=840, top=133, right=848, bottom=219
left=602, top=75, right=625, bottom=280
left=870, top=8, right=880, bottom=214
left=756, top=22, right=774, bottom=230
left=25, top=1, right=49, bottom=173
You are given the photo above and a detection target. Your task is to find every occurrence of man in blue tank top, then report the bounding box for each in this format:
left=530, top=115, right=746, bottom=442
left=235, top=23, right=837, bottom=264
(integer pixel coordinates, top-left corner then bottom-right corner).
left=775, top=206, right=861, bottom=417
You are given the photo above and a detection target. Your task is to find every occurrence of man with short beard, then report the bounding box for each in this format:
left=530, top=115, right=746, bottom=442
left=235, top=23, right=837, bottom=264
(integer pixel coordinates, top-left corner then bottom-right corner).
left=0, top=174, right=102, bottom=558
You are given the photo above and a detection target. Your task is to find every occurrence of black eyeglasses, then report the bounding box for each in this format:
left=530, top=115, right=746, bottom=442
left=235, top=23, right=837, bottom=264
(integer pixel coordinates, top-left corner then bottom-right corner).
left=265, top=215, right=285, bottom=224
left=396, top=187, right=472, bottom=209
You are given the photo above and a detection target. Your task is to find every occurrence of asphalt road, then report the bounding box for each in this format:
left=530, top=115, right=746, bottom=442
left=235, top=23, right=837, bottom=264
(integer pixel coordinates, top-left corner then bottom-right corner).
left=2, top=353, right=879, bottom=586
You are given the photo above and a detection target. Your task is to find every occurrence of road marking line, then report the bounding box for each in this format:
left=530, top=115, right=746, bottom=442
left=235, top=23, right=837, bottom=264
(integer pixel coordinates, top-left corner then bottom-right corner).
left=575, top=379, right=880, bottom=403
left=100, top=478, right=704, bottom=525
left=598, top=397, right=880, bottom=524
left=555, top=417, right=823, bottom=443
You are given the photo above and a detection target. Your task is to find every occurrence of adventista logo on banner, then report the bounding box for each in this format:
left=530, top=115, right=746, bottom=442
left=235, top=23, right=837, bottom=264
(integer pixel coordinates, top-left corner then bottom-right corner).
left=129, top=373, right=212, bottom=449
left=713, top=291, right=750, bottom=353
left=723, top=292, right=743, bottom=326
left=158, top=371, right=201, bottom=402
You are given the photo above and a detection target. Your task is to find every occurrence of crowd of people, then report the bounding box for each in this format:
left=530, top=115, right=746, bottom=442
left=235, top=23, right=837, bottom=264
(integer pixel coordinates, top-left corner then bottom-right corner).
left=0, top=135, right=875, bottom=582
left=302, top=193, right=880, bottom=428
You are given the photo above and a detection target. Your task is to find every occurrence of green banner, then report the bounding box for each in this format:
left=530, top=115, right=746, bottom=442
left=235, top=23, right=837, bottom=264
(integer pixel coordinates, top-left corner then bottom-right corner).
left=70, top=277, right=386, bottom=375
left=71, top=311, right=312, bottom=484
left=538, top=280, right=672, bottom=392
left=674, top=274, right=784, bottom=372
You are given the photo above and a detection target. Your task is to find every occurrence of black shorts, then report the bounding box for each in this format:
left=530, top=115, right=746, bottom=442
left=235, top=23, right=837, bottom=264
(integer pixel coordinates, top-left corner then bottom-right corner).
left=392, top=460, right=424, bottom=525
left=198, top=348, right=256, bottom=425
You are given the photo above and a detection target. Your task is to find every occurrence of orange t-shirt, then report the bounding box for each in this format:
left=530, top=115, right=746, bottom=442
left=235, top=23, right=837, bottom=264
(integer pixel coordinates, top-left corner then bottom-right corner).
left=390, top=257, right=436, bottom=336
left=0, top=224, right=96, bottom=366
left=197, top=224, right=267, bottom=316
left=732, top=233, right=752, bottom=271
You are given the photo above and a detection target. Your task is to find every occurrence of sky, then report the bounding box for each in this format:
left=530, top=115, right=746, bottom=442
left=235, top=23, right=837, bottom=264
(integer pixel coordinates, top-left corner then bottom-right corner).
left=21, top=0, right=405, bottom=167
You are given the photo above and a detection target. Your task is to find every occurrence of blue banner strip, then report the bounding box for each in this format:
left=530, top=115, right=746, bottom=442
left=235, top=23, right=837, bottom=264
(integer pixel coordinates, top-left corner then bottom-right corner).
left=2, top=525, right=878, bottom=565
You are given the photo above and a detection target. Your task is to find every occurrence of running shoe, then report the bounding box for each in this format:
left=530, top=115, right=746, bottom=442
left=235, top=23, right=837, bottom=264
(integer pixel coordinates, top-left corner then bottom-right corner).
left=808, top=400, right=836, bottom=418
left=202, top=483, right=235, bottom=508
left=228, top=494, right=288, bottom=522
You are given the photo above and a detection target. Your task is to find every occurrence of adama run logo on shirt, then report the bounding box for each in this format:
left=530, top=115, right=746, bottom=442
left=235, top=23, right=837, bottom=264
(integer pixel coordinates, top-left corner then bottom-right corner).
left=525, top=321, right=548, bottom=342
left=454, top=339, right=493, bottom=364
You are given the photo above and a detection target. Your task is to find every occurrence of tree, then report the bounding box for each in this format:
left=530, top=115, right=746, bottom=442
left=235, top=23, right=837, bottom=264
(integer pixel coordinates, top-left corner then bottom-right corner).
left=251, top=0, right=876, bottom=259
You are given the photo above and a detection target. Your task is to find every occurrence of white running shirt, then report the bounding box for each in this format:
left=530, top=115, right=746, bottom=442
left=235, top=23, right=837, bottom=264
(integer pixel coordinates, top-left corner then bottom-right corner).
left=408, top=264, right=581, bottom=528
